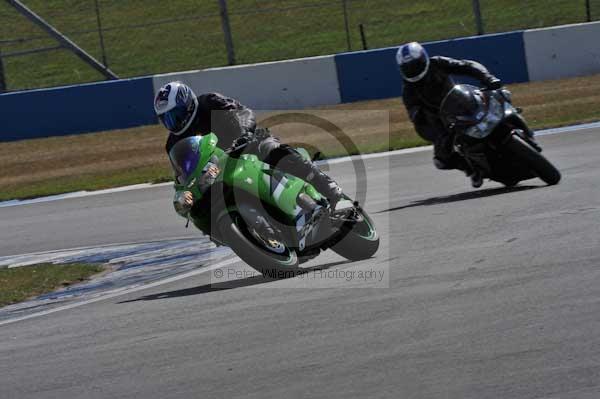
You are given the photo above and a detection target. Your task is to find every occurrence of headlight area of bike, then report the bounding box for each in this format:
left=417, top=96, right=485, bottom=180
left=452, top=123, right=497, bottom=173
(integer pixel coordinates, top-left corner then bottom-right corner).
left=181, top=159, right=221, bottom=196
left=196, top=161, right=220, bottom=194
left=463, top=96, right=504, bottom=139
left=168, top=136, right=221, bottom=195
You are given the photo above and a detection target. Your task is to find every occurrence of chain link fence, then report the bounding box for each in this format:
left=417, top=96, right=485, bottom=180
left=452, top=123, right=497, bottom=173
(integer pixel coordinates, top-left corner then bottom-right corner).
left=1, top=0, right=599, bottom=92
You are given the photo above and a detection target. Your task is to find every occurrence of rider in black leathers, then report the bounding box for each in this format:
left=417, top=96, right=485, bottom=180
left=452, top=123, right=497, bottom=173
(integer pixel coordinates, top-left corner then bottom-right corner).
left=397, top=42, right=504, bottom=187
left=155, top=82, right=342, bottom=211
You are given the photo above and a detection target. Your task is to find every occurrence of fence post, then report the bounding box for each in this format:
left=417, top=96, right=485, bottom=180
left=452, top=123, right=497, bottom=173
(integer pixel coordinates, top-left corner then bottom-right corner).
left=586, top=0, right=592, bottom=22
left=359, top=24, right=368, bottom=50
left=341, top=0, right=351, bottom=51
left=218, top=0, right=236, bottom=65
left=472, top=0, right=485, bottom=35
left=93, top=0, right=108, bottom=67
left=0, top=50, right=6, bottom=92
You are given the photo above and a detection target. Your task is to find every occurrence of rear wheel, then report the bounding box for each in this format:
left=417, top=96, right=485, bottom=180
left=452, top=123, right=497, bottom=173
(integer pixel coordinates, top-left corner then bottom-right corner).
left=219, top=213, right=299, bottom=278
left=331, top=209, right=380, bottom=261
left=504, top=135, right=561, bottom=185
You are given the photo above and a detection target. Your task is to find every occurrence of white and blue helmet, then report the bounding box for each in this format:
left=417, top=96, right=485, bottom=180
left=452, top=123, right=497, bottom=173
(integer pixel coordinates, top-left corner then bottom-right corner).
left=154, top=81, right=199, bottom=135
left=396, top=42, right=430, bottom=83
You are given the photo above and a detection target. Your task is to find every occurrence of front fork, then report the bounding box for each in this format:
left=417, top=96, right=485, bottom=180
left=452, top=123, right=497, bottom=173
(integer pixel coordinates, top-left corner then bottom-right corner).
left=506, top=113, right=542, bottom=152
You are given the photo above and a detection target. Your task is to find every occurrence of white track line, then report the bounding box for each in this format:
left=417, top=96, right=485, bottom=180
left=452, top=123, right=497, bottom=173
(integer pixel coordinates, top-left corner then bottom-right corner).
left=536, top=121, right=600, bottom=136
left=0, top=256, right=240, bottom=327
left=1, top=121, right=597, bottom=209
left=0, top=182, right=172, bottom=208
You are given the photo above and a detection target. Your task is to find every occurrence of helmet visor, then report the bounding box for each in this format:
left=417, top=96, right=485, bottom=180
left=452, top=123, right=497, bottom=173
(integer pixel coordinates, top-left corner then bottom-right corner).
left=401, top=57, right=428, bottom=81
left=159, top=104, right=192, bottom=133
left=168, top=136, right=202, bottom=184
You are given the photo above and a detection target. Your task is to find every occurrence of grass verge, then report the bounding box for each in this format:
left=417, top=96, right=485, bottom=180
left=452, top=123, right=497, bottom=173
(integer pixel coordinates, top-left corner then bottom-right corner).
left=0, top=263, right=105, bottom=308
left=2, top=73, right=600, bottom=201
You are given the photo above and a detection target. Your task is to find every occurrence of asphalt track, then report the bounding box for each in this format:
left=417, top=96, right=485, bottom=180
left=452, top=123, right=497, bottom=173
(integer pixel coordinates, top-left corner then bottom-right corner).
left=1, top=129, right=600, bottom=398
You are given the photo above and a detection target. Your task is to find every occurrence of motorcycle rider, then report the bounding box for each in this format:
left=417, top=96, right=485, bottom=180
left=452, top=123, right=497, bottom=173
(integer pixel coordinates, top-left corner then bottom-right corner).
left=154, top=81, right=342, bottom=214
left=396, top=41, right=504, bottom=188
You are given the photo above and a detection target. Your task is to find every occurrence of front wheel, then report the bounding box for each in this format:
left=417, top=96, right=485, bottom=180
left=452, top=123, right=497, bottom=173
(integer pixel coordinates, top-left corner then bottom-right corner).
left=504, top=135, right=561, bottom=185
left=219, top=213, right=299, bottom=277
left=330, top=208, right=380, bottom=261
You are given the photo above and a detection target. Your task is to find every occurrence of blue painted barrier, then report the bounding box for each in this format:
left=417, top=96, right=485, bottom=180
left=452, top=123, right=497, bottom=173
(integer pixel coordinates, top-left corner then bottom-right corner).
left=335, top=31, right=529, bottom=103
left=0, top=77, right=156, bottom=142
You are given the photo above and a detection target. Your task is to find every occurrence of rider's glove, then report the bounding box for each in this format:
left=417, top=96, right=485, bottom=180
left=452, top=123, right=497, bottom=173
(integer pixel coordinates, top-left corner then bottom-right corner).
left=486, top=77, right=503, bottom=90
left=227, top=133, right=255, bottom=157
left=173, top=191, right=194, bottom=216
left=253, top=127, right=271, bottom=139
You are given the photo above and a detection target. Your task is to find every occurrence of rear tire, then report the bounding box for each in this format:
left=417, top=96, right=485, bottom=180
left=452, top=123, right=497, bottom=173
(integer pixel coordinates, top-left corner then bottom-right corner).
left=504, top=135, right=561, bottom=185
left=331, top=209, right=380, bottom=261
left=219, top=213, right=299, bottom=278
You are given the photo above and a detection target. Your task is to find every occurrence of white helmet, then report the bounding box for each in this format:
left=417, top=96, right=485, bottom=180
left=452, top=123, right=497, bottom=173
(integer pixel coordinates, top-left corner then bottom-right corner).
left=396, top=42, right=430, bottom=83
left=154, top=81, right=199, bottom=135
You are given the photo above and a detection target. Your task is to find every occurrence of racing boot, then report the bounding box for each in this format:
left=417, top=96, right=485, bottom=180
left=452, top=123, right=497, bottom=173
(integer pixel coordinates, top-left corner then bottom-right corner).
left=469, top=170, right=484, bottom=188
left=454, top=157, right=483, bottom=188
left=306, top=168, right=343, bottom=211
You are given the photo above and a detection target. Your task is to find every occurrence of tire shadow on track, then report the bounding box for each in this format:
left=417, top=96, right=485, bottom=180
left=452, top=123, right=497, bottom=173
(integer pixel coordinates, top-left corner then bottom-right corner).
left=117, top=260, right=353, bottom=303
left=378, top=185, right=542, bottom=214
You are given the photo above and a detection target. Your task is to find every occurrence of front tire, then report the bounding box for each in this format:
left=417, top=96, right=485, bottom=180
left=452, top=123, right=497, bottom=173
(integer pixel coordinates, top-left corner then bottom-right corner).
left=504, top=135, right=561, bottom=185
left=219, top=213, right=299, bottom=277
left=500, top=178, right=519, bottom=188
left=331, top=209, right=380, bottom=261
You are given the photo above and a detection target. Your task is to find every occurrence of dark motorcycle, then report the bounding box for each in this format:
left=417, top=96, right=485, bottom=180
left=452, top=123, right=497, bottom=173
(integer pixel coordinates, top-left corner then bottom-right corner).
left=439, top=84, right=561, bottom=187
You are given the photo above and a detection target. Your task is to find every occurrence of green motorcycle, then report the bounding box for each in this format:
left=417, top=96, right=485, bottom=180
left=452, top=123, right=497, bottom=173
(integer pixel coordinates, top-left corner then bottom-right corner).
left=168, top=134, right=379, bottom=276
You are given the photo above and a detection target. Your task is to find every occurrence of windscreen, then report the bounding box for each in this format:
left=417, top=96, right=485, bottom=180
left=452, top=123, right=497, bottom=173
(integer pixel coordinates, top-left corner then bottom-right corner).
left=168, top=136, right=202, bottom=184
left=440, top=85, right=487, bottom=126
